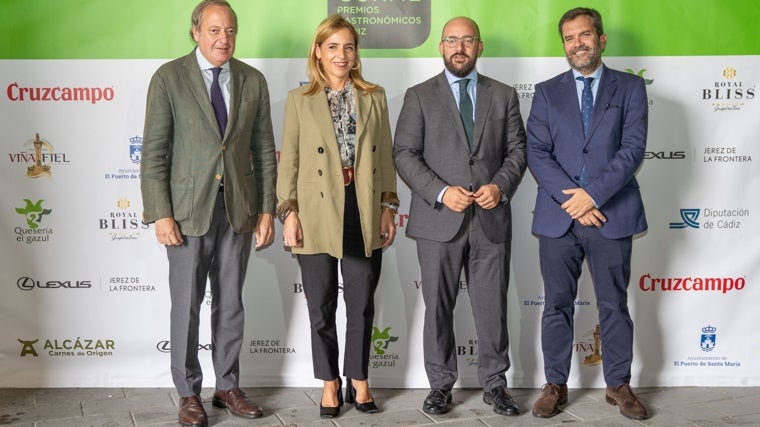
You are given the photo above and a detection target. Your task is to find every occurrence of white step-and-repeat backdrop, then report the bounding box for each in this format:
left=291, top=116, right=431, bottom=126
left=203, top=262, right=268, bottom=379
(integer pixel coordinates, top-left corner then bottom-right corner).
left=1, top=0, right=758, bottom=388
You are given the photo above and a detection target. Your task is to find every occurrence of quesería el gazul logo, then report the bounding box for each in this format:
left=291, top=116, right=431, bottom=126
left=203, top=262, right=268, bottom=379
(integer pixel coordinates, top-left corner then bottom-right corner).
left=370, top=326, right=399, bottom=369
left=14, top=199, right=53, bottom=244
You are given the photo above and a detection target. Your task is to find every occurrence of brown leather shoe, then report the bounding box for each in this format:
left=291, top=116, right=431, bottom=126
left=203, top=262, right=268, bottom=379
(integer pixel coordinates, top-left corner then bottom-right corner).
left=178, top=395, right=207, bottom=427
left=212, top=388, right=263, bottom=419
left=605, top=384, right=649, bottom=420
left=532, top=383, right=568, bottom=418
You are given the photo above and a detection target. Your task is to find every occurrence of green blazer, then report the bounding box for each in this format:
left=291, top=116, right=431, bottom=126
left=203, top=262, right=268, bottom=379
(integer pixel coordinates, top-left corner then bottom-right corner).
left=141, top=50, right=277, bottom=236
left=276, top=84, right=397, bottom=258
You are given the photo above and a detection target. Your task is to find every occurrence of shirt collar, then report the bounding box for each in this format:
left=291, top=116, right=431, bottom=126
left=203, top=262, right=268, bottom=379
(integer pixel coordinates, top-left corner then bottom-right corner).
left=194, top=47, right=229, bottom=72
left=572, top=63, right=604, bottom=82
left=444, top=68, right=478, bottom=86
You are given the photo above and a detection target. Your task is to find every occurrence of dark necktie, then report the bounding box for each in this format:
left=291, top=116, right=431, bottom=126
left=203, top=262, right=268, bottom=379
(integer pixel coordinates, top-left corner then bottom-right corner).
left=211, top=67, right=227, bottom=137
left=577, top=76, right=594, bottom=186
left=577, top=76, right=594, bottom=137
left=457, top=79, right=474, bottom=149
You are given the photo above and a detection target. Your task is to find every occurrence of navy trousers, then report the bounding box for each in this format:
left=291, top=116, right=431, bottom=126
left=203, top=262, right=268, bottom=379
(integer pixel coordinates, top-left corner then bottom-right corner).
left=538, top=220, right=634, bottom=386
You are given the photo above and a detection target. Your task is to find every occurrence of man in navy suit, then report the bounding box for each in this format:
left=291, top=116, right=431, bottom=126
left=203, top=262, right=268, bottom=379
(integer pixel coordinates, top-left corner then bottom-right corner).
left=526, top=7, right=649, bottom=420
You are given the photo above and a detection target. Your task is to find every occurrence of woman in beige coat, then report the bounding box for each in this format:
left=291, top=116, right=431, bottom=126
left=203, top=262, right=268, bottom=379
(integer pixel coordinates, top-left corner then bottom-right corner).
left=275, top=15, right=399, bottom=419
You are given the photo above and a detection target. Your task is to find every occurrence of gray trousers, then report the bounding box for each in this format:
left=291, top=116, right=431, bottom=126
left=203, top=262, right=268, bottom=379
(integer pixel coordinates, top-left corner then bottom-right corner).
left=417, top=208, right=511, bottom=391
left=166, top=191, right=252, bottom=397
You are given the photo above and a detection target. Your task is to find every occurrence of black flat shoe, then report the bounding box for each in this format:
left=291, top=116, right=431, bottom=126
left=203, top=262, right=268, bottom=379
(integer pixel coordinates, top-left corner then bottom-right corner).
left=319, top=377, right=343, bottom=418
left=345, top=377, right=379, bottom=414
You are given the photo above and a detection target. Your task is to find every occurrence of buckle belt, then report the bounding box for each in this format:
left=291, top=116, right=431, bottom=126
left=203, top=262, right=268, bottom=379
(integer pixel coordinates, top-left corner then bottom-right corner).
left=342, top=167, right=354, bottom=186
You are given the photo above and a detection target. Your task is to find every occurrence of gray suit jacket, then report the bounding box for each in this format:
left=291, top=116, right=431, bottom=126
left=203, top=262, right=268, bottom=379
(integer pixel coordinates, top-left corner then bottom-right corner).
left=393, top=72, right=527, bottom=243
left=140, top=50, right=277, bottom=236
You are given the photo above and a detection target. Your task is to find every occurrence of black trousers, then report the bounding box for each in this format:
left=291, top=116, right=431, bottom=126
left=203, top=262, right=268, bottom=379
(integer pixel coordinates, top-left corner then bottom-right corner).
left=297, top=182, right=382, bottom=380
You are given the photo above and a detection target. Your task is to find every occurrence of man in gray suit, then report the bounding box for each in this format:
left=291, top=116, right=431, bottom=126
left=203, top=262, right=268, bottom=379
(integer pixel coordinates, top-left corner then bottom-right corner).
left=393, top=16, right=527, bottom=417
left=140, top=1, right=276, bottom=426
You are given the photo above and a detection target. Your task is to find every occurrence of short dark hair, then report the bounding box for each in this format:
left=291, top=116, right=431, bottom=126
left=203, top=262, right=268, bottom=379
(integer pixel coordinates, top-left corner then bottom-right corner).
left=558, top=7, right=604, bottom=38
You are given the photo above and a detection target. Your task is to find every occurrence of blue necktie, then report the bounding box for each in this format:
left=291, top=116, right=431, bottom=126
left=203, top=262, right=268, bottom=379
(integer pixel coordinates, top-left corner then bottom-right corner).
left=211, top=67, right=227, bottom=137
left=577, top=76, right=594, bottom=186
left=578, top=76, right=594, bottom=137
left=458, top=79, right=473, bottom=149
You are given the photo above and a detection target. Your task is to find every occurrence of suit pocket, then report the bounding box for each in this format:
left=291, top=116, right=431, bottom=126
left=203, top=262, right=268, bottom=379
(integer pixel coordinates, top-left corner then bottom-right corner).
left=170, top=176, right=193, bottom=221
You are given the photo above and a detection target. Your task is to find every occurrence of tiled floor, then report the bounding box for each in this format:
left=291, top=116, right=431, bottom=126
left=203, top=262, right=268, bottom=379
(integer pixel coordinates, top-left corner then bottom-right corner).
left=1, top=386, right=758, bottom=426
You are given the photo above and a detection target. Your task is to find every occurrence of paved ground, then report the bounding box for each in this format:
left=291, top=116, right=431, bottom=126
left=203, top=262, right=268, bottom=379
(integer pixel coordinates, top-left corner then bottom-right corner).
left=1, top=386, right=759, bottom=426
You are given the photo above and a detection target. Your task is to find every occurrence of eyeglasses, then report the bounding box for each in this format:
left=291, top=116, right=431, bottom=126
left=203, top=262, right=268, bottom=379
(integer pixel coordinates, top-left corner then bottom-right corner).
left=441, top=35, right=480, bottom=48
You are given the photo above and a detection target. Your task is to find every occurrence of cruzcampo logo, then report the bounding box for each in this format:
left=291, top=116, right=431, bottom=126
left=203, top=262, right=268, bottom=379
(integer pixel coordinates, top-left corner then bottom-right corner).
left=625, top=68, right=654, bottom=85
left=16, top=199, right=52, bottom=229
left=371, top=326, right=398, bottom=355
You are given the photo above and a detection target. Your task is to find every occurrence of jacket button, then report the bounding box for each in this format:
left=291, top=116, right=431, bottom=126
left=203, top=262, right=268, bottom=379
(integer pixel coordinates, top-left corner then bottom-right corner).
left=318, top=147, right=324, bottom=153
left=469, top=160, right=475, bottom=165
left=583, top=148, right=588, bottom=153
left=372, top=145, right=377, bottom=152
left=215, top=174, right=222, bottom=180
left=574, top=175, right=580, bottom=180
left=317, top=170, right=322, bottom=176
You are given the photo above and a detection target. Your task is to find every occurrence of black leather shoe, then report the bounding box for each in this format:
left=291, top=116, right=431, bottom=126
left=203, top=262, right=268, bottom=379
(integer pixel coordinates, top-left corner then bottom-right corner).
left=319, top=377, right=343, bottom=418
left=345, top=377, right=379, bottom=413
left=483, top=386, right=519, bottom=416
left=423, top=389, right=452, bottom=414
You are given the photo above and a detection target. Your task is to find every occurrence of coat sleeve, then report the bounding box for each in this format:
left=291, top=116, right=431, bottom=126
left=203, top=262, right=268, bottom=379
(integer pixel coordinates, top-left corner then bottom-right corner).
left=140, top=70, right=175, bottom=224
left=392, top=87, right=449, bottom=206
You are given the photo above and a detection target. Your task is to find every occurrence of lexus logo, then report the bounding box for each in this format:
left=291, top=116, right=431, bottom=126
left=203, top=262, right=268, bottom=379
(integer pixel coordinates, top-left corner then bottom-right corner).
left=156, top=340, right=213, bottom=353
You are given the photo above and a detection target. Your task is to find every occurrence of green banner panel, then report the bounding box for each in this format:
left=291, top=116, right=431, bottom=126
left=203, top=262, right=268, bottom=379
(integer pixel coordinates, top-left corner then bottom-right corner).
left=2, top=0, right=759, bottom=59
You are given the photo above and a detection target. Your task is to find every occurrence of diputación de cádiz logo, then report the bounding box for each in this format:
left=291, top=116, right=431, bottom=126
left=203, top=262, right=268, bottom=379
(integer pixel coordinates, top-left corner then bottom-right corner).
left=669, top=207, right=749, bottom=230
left=669, top=208, right=700, bottom=229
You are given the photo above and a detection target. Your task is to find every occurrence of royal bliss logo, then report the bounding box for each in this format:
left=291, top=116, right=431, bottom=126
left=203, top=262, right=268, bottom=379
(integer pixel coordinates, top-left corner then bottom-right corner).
left=98, top=198, right=149, bottom=241
left=702, top=66, right=756, bottom=112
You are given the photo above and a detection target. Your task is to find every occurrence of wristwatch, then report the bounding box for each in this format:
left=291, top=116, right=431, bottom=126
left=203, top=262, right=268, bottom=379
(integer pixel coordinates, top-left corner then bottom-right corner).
left=499, top=189, right=509, bottom=205
left=278, top=209, right=292, bottom=224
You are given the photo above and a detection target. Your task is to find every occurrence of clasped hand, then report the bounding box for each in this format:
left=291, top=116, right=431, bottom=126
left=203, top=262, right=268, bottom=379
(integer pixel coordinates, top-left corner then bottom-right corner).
left=561, top=188, right=606, bottom=228
left=442, top=184, right=501, bottom=212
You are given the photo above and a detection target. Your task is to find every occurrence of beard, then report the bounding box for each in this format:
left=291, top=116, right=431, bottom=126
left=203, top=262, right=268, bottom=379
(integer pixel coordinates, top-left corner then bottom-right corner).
left=566, top=44, right=602, bottom=75
left=443, top=51, right=477, bottom=77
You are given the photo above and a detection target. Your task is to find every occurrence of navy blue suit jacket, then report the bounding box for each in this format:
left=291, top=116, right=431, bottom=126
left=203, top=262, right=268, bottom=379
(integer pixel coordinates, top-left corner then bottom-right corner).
left=527, top=65, right=648, bottom=239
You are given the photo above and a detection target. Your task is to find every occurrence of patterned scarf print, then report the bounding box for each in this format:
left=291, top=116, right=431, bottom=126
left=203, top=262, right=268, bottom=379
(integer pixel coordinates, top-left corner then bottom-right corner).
left=325, top=81, right=357, bottom=167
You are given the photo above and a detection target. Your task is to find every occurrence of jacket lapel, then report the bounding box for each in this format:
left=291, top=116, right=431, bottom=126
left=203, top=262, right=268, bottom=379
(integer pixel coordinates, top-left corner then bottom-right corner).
left=434, top=72, right=470, bottom=152
left=557, top=70, right=586, bottom=143
left=354, top=87, right=372, bottom=144
left=225, top=58, right=244, bottom=142
left=182, top=51, right=224, bottom=142
left=472, top=75, right=492, bottom=153
left=587, top=65, right=618, bottom=142
left=305, top=91, right=342, bottom=160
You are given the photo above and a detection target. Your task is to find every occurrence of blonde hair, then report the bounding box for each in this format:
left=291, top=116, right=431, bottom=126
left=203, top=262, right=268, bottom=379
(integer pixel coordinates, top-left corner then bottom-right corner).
left=305, top=14, right=377, bottom=96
